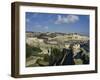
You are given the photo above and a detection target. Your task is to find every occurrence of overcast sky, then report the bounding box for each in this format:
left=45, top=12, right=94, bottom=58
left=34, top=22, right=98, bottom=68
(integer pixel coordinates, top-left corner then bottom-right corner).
left=26, top=12, right=89, bottom=35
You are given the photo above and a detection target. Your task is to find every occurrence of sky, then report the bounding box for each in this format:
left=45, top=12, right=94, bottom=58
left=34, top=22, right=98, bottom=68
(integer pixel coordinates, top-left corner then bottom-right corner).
left=26, top=12, right=89, bottom=36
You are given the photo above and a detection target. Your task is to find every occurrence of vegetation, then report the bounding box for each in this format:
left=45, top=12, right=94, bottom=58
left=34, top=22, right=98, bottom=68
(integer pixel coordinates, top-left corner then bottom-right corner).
left=26, top=44, right=33, bottom=58
left=49, top=47, right=63, bottom=66
left=31, top=46, right=42, bottom=55
left=26, top=44, right=42, bottom=58
left=26, top=32, right=89, bottom=67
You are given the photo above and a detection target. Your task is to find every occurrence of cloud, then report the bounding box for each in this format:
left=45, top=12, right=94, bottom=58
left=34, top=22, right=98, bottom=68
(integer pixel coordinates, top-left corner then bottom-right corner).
left=35, top=25, right=48, bottom=30
left=44, top=26, right=48, bottom=30
left=26, top=18, right=30, bottom=23
left=55, top=15, right=79, bottom=24
left=32, top=13, right=39, bottom=17
left=36, top=25, right=42, bottom=28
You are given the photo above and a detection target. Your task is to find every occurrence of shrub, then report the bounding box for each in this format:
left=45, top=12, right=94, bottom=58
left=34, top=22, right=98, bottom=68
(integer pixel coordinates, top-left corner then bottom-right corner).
left=26, top=44, right=33, bottom=58
left=26, top=44, right=42, bottom=58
